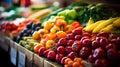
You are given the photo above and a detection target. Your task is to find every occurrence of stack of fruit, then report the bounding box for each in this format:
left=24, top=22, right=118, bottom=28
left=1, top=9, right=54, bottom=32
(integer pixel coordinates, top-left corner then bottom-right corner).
left=17, top=22, right=43, bottom=51
left=19, top=37, right=39, bottom=51
left=0, top=19, right=39, bottom=37
left=32, top=16, right=82, bottom=53
left=0, top=21, right=18, bottom=35
left=38, top=30, right=120, bottom=67
left=11, top=19, right=38, bottom=36
left=30, top=15, right=120, bottom=67
left=15, top=22, right=43, bottom=43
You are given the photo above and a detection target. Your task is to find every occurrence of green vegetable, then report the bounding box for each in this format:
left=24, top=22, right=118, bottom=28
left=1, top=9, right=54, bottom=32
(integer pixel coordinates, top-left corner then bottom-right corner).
left=66, top=9, right=77, bottom=19
left=75, top=3, right=120, bottom=26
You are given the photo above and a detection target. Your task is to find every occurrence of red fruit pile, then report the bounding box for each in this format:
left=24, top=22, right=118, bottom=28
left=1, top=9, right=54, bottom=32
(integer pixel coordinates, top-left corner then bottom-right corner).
left=38, top=26, right=120, bottom=67
left=0, top=22, right=17, bottom=33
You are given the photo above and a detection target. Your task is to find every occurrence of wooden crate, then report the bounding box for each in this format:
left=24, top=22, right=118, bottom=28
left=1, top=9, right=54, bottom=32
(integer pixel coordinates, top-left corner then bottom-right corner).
left=44, top=59, right=62, bottom=67
left=9, top=40, right=18, bottom=66
left=0, top=32, right=9, bottom=51
left=33, top=54, right=45, bottom=67
left=15, top=43, right=33, bottom=67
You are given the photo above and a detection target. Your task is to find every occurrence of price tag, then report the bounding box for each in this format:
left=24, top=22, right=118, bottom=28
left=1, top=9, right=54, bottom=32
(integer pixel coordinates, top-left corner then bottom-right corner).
left=18, top=52, right=26, bottom=67
left=10, top=47, right=17, bottom=65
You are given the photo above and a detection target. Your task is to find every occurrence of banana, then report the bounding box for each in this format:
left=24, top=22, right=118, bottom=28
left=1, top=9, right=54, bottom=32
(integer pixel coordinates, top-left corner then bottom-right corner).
left=86, top=17, right=94, bottom=26
left=92, top=17, right=118, bottom=33
left=84, top=20, right=105, bottom=32
left=100, top=24, right=114, bottom=33
left=113, top=17, right=120, bottom=28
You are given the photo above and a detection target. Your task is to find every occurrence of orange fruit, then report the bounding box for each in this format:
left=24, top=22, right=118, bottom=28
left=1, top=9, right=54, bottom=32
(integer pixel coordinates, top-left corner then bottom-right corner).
left=64, top=65, right=69, bottom=67
left=74, top=57, right=82, bottom=63
left=67, top=60, right=74, bottom=67
left=73, top=62, right=80, bottom=67
left=34, top=44, right=44, bottom=53
left=64, top=58, right=72, bottom=65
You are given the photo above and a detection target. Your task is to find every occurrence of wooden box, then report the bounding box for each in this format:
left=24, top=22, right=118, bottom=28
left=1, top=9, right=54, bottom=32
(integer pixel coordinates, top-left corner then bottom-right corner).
left=15, top=43, right=33, bottom=67
left=0, top=32, right=9, bottom=51
left=44, top=59, right=62, bottom=67
left=33, top=54, right=45, bottom=67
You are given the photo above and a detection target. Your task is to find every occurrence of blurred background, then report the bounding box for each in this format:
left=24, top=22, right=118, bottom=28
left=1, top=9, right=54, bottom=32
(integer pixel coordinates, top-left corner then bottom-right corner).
left=0, top=0, right=120, bottom=10
left=0, top=0, right=120, bottom=67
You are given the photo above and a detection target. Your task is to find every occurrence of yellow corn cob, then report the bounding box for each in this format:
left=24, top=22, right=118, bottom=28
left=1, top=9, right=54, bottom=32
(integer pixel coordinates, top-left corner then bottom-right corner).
left=100, top=24, right=114, bottom=33
left=28, top=9, right=52, bottom=19
left=92, top=17, right=118, bottom=33
left=86, top=17, right=94, bottom=26
left=84, top=20, right=105, bottom=32
left=113, top=17, right=120, bottom=28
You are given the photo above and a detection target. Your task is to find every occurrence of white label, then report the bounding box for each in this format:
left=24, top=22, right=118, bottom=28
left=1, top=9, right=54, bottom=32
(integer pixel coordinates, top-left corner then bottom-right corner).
left=10, top=47, right=17, bottom=65
left=18, top=52, right=26, bottom=67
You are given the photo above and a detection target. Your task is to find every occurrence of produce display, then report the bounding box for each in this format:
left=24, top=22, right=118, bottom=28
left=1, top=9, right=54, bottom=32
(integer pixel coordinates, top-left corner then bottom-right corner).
left=0, top=2, right=120, bottom=67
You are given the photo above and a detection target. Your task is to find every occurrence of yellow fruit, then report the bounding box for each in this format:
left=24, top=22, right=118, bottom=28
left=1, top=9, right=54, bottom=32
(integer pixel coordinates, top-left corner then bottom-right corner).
left=100, top=24, right=114, bottom=33
left=92, top=18, right=118, bottom=33
left=84, top=20, right=105, bottom=32
left=44, top=21, right=54, bottom=30
left=32, top=31, right=39, bottom=40
left=86, top=17, right=94, bottom=26
left=113, top=17, right=120, bottom=28
left=46, top=40, right=54, bottom=49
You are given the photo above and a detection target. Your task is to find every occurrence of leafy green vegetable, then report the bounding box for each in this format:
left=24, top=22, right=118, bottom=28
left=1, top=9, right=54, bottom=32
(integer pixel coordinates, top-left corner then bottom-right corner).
left=42, top=2, right=120, bottom=26
left=75, top=3, right=120, bottom=26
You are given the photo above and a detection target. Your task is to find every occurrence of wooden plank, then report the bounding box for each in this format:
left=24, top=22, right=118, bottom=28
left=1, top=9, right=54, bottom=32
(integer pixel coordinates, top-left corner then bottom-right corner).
left=15, top=43, right=33, bottom=67
left=0, top=33, right=9, bottom=51
left=44, top=59, right=62, bottom=67
left=9, top=39, right=18, bottom=66
left=33, top=54, right=45, bottom=67
left=0, top=41, right=9, bottom=51
left=83, top=60, right=93, bottom=67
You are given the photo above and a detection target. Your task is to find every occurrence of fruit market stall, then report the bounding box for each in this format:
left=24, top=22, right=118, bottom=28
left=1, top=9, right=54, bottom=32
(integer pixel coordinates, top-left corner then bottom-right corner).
left=0, top=1, right=120, bottom=67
